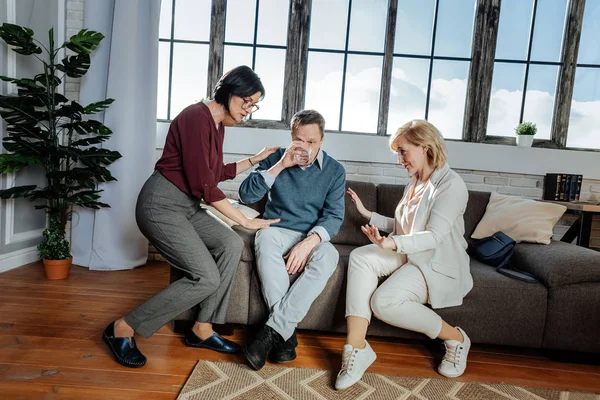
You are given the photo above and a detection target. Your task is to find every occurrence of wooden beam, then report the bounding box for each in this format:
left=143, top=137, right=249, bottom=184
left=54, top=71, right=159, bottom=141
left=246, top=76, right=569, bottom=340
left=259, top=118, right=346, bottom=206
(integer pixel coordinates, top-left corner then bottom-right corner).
left=551, top=0, right=586, bottom=149
left=206, top=0, right=226, bottom=99
left=282, top=0, right=311, bottom=125
left=377, top=0, right=398, bottom=136
left=462, top=0, right=501, bottom=142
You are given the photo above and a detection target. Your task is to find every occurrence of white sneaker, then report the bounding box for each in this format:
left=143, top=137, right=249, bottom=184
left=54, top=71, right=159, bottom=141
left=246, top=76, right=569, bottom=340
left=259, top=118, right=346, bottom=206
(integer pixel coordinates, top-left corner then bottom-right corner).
left=438, top=327, right=471, bottom=378
left=335, top=340, right=377, bottom=390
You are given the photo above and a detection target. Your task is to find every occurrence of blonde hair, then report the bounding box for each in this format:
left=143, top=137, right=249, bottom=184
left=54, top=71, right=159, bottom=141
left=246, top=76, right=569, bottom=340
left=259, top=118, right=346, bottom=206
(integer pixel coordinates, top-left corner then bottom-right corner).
left=389, top=120, right=447, bottom=170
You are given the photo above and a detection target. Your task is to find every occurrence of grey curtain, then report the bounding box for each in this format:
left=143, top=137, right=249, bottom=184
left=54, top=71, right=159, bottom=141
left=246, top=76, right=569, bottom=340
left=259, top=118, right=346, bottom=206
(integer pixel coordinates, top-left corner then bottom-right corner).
left=71, top=0, right=160, bottom=270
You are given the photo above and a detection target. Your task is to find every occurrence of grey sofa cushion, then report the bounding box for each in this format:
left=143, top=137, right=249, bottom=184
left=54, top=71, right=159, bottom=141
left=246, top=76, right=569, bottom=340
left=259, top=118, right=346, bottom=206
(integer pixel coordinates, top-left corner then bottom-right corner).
left=513, top=241, right=600, bottom=288
left=331, top=181, right=377, bottom=246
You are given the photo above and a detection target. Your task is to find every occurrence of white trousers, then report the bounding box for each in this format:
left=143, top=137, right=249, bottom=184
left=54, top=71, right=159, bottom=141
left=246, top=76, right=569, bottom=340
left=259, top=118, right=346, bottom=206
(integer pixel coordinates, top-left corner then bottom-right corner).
left=345, top=244, right=443, bottom=339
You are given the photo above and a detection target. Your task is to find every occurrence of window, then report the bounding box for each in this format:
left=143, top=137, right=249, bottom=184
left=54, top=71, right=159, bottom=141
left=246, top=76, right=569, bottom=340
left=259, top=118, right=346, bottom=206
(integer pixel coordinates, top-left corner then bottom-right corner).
left=224, top=0, right=289, bottom=121
left=417, top=0, right=475, bottom=140
left=305, top=0, right=387, bottom=134
left=156, top=0, right=598, bottom=151
left=567, top=0, right=600, bottom=150
left=304, top=0, right=476, bottom=137
left=487, top=0, right=568, bottom=140
left=157, top=0, right=212, bottom=120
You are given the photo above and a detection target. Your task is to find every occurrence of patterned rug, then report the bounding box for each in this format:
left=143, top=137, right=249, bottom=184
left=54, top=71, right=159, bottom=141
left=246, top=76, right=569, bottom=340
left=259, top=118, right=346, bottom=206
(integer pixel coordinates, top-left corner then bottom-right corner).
left=177, top=360, right=598, bottom=400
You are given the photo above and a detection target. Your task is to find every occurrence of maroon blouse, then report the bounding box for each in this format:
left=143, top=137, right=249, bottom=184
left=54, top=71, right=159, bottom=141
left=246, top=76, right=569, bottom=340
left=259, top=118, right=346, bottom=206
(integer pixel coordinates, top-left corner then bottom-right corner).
left=155, top=103, right=236, bottom=203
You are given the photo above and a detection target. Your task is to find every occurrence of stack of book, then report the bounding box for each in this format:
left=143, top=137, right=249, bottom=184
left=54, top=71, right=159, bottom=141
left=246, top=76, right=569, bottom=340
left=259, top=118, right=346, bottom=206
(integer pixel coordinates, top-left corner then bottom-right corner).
left=543, top=173, right=583, bottom=202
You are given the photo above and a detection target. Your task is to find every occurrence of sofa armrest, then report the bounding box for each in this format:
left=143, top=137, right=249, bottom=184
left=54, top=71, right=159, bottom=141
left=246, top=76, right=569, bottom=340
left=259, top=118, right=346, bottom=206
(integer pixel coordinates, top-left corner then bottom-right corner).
left=513, top=240, right=600, bottom=288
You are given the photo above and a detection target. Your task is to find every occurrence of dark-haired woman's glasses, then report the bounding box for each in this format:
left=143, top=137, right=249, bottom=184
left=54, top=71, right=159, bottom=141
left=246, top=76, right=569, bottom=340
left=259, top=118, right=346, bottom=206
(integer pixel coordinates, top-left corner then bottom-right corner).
left=242, top=98, right=259, bottom=113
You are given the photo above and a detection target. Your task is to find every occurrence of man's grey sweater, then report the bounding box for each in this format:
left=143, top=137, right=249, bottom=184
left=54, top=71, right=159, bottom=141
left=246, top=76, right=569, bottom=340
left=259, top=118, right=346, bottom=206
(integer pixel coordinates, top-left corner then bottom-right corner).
left=238, top=149, right=345, bottom=240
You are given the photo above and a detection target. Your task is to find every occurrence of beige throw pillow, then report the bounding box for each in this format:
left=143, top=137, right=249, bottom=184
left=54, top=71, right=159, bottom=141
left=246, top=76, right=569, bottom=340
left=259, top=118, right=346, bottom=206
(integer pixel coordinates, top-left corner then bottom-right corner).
left=202, top=200, right=260, bottom=228
left=471, top=192, right=567, bottom=244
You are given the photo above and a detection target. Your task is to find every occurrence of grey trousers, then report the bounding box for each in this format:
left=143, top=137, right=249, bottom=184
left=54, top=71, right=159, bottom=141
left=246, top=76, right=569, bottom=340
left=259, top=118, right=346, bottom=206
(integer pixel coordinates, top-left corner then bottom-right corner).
left=125, top=171, right=244, bottom=338
left=254, top=227, right=339, bottom=340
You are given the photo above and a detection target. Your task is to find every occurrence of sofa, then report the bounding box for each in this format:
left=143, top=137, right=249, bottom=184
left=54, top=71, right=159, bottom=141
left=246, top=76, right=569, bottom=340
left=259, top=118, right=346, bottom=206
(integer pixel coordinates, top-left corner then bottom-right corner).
left=170, top=181, right=600, bottom=354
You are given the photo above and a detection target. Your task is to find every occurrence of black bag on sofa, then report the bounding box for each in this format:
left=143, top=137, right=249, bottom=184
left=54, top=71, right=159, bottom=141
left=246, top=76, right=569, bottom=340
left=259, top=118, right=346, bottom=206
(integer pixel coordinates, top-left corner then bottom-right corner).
left=470, top=232, right=537, bottom=283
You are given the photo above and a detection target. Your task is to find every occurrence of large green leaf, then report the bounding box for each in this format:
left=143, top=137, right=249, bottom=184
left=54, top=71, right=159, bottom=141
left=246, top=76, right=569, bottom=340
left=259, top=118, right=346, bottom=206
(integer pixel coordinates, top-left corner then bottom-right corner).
left=83, top=99, right=114, bottom=114
left=64, top=29, right=104, bottom=55
left=0, top=76, right=45, bottom=92
left=0, top=184, right=37, bottom=199
left=34, top=74, right=62, bottom=89
left=61, top=120, right=112, bottom=136
left=0, top=23, right=42, bottom=55
left=0, top=153, right=43, bottom=173
left=80, top=147, right=122, bottom=166
left=48, top=164, right=116, bottom=186
left=73, top=199, right=110, bottom=209
left=2, top=136, right=46, bottom=157
left=6, top=125, right=49, bottom=141
left=0, top=96, right=46, bottom=126
left=71, top=136, right=109, bottom=146
left=56, top=53, right=91, bottom=78
left=54, top=102, right=85, bottom=119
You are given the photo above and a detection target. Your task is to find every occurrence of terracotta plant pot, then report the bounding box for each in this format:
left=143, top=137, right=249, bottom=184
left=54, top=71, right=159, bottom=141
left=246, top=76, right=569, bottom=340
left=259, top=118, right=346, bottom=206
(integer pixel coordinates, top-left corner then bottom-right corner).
left=43, top=257, right=72, bottom=280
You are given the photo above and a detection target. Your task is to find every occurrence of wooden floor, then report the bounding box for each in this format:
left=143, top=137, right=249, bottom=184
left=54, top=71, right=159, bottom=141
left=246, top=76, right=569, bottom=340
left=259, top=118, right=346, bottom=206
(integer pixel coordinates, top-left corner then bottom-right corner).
left=0, top=262, right=598, bottom=400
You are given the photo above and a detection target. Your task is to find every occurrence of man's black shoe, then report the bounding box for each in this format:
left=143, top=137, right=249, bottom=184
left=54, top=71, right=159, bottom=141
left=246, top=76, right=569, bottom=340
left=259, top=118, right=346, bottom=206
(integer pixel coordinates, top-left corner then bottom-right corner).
left=243, top=325, right=284, bottom=370
left=269, top=331, right=298, bottom=363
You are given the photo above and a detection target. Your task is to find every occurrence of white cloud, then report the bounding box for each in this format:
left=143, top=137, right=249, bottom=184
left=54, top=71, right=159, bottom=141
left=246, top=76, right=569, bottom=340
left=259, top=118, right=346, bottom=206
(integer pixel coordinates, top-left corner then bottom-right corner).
left=568, top=99, right=600, bottom=149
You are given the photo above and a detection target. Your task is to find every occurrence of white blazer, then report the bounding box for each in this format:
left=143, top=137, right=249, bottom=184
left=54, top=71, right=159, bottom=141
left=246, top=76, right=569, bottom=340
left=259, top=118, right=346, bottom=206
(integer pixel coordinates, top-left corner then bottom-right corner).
left=370, top=164, right=473, bottom=309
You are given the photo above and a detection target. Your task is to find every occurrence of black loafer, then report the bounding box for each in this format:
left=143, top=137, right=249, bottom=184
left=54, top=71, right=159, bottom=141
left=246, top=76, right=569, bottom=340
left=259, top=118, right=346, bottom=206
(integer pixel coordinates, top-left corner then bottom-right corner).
left=184, top=330, right=241, bottom=354
left=102, top=321, right=146, bottom=368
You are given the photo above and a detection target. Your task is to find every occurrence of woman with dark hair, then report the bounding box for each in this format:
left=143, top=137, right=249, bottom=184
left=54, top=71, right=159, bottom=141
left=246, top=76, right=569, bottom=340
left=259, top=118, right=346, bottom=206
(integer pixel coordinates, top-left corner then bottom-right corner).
left=103, top=65, right=280, bottom=368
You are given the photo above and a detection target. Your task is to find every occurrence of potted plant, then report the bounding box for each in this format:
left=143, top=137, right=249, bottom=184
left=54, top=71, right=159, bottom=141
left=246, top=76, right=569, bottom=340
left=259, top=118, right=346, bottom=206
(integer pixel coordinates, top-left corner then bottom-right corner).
left=37, top=215, right=72, bottom=279
left=515, top=121, right=537, bottom=148
left=0, top=24, right=121, bottom=279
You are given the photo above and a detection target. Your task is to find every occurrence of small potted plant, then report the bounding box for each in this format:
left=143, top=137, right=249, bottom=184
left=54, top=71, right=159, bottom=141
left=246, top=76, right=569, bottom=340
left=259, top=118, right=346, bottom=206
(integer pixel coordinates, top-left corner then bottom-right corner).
left=515, top=121, right=537, bottom=147
left=37, top=216, right=72, bottom=279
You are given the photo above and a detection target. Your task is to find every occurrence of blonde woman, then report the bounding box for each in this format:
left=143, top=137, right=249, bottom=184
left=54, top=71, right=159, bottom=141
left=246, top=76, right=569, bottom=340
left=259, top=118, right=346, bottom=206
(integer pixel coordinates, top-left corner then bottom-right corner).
left=335, top=120, right=473, bottom=390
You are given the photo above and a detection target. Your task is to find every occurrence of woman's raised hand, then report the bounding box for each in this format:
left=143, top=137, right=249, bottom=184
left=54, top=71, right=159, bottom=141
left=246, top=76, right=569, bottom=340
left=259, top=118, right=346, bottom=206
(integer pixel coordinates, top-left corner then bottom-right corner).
left=242, top=217, right=280, bottom=230
left=361, top=224, right=397, bottom=251
left=347, top=188, right=371, bottom=219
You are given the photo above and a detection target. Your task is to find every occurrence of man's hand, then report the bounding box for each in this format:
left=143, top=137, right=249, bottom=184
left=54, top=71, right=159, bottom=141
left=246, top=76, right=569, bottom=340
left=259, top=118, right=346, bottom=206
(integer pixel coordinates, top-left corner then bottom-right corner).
left=283, top=234, right=321, bottom=274
left=361, top=224, right=397, bottom=251
left=280, top=141, right=309, bottom=169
